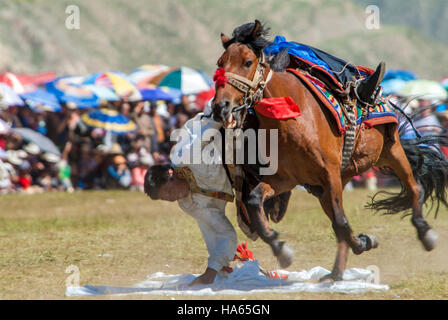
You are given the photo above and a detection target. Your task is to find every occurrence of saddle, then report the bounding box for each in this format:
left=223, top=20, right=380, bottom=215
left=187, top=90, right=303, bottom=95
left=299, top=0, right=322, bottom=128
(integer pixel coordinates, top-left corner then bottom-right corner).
left=285, top=56, right=396, bottom=170
left=287, top=54, right=374, bottom=105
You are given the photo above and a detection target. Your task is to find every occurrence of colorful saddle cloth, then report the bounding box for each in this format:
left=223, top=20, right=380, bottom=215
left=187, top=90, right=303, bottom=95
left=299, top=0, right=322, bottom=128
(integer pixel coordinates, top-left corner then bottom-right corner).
left=286, top=69, right=397, bottom=134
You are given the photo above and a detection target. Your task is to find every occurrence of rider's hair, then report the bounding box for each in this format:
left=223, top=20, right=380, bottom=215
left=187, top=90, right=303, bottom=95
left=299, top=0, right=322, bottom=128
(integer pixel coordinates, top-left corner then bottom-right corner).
left=144, top=164, right=174, bottom=200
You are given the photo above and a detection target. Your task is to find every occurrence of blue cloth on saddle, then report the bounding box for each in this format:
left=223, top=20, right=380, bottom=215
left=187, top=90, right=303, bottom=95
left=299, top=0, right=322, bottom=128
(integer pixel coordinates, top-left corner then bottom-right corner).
left=264, top=36, right=333, bottom=74
left=264, top=36, right=364, bottom=85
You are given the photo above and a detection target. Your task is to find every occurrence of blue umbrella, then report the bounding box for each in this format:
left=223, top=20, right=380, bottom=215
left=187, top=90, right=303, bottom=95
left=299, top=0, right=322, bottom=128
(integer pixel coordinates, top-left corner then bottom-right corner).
left=383, top=70, right=418, bottom=82
left=81, top=108, right=136, bottom=135
left=140, top=86, right=175, bottom=101
left=19, top=88, right=62, bottom=112
left=46, top=77, right=99, bottom=109
left=381, top=79, right=408, bottom=96
left=160, top=86, right=182, bottom=104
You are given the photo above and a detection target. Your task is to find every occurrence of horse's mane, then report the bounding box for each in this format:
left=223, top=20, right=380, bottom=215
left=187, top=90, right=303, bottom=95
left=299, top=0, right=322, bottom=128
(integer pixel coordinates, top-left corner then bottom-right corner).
left=224, top=21, right=289, bottom=72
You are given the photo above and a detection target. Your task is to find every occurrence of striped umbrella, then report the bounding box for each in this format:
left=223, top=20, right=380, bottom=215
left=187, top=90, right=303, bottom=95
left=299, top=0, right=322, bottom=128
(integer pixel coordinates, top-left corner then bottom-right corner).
left=139, top=85, right=182, bottom=102
left=157, top=67, right=213, bottom=95
left=45, top=77, right=99, bottom=109
left=0, top=72, right=56, bottom=93
left=81, top=108, right=136, bottom=135
left=84, top=85, right=120, bottom=102
left=20, top=88, right=61, bottom=112
left=83, top=72, right=141, bottom=101
left=441, top=77, right=448, bottom=91
left=129, top=64, right=170, bottom=88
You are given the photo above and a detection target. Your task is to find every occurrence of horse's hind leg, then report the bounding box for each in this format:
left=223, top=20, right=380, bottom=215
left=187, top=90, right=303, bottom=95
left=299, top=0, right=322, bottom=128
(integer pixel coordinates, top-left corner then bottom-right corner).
left=379, top=135, right=438, bottom=251
left=246, top=182, right=294, bottom=268
left=319, top=170, right=378, bottom=281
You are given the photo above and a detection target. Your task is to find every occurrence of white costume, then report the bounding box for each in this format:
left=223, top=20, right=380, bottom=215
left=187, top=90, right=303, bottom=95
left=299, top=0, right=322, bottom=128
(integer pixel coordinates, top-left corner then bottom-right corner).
left=170, top=105, right=237, bottom=272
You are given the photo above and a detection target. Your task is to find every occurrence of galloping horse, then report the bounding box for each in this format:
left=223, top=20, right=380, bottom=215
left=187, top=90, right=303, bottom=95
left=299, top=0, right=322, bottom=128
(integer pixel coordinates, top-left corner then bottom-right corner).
left=212, top=20, right=448, bottom=281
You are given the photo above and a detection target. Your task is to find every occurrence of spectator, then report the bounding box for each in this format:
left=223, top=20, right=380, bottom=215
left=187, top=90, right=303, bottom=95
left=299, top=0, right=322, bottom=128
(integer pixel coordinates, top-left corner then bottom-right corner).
left=130, top=154, right=153, bottom=191
left=106, top=154, right=131, bottom=189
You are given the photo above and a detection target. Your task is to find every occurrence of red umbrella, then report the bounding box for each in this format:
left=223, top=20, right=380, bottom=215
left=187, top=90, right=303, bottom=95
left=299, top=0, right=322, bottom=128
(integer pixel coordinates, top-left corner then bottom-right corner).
left=195, top=87, right=215, bottom=111
left=0, top=72, right=56, bottom=93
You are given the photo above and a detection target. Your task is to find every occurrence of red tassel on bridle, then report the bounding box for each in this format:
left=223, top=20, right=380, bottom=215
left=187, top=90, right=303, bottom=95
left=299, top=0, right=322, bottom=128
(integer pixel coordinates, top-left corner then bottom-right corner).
left=213, top=67, right=228, bottom=87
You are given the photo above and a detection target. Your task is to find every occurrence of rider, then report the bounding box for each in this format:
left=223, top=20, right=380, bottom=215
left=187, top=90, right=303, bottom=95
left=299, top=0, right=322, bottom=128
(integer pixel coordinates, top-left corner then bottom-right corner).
left=264, top=35, right=386, bottom=105
left=143, top=102, right=238, bottom=286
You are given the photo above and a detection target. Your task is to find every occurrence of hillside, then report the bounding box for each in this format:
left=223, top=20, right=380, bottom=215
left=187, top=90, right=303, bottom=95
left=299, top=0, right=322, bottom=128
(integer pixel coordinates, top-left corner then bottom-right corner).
left=0, top=0, right=447, bottom=80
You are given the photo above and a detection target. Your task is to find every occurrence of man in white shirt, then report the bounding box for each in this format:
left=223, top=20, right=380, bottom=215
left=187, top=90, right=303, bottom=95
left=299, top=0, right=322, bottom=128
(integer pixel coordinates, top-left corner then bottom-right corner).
left=144, top=107, right=237, bottom=286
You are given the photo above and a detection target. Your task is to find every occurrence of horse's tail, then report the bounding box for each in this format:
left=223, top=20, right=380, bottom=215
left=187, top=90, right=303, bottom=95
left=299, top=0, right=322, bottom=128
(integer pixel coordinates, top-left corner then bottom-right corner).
left=367, top=100, right=448, bottom=217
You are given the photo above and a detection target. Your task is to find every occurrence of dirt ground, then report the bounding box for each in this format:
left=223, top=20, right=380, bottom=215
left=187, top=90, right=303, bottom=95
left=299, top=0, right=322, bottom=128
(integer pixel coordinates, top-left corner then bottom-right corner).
left=0, top=188, right=447, bottom=300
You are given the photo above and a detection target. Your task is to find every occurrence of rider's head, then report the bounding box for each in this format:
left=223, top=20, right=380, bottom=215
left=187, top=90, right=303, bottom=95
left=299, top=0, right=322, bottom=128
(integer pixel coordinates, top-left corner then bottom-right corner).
left=144, top=164, right=190, bottom=202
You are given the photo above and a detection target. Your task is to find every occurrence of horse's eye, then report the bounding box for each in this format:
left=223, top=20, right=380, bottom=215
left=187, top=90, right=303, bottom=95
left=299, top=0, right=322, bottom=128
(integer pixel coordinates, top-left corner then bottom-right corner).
left=244, top=60, right=253, bottom=68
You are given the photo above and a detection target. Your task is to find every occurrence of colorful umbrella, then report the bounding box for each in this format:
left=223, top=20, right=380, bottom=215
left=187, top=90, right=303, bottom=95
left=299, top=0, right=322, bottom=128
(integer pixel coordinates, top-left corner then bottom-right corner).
left=398, top=80, right=448, bottom=100
left=83, top=72, right=141, bottom=101
left=45, top=77, right=99, bottom=109
left=129, top=64, right=170, bottom=88
left=81, top=108, right=136, bottom=135
left=13, top=127, right=60, bottom=156
left=139, top=85, right=177, bottom=102
left=19, top=88, right=61, bottom=112
left=84, top=85, right=120, bottom=102
left=0, top=83, right=25, bottom=107
left=195, top=87, right=216, bottom=111
left=0, top=72, right=56, bottom=93
left=441, top=77, right=448, bottom=91
left=383, top=70, right=418, bottom=82
left=158, top=67, right=213, bottom=95
left=381, top=78, right=408, bottom=96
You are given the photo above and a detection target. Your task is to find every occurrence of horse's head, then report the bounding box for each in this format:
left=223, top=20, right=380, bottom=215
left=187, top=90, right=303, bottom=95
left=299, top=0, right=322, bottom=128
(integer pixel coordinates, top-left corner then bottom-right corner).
left=212, top=20, right=271, bottom=128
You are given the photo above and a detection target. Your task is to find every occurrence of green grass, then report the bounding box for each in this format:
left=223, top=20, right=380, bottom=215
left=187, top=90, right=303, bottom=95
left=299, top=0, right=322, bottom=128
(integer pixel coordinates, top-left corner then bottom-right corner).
left=0, top=189, right=447, bottom=299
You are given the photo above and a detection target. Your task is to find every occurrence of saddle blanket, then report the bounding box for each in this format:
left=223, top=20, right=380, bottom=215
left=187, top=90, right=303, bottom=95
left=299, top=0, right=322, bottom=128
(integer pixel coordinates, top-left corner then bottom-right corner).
left=286, top=69, right=398, bottom=134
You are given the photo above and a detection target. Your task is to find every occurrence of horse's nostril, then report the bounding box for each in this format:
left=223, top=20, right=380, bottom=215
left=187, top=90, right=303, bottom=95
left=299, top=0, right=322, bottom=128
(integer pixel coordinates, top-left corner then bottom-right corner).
left=220, top=99, right=231, bottom=108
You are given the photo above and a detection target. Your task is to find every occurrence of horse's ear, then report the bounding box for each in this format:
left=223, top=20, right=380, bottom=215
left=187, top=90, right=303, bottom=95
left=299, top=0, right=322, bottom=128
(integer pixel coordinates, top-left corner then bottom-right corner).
left=250, top=19, right=262, bottom=38
left=221, top=33, right=230, bottom=47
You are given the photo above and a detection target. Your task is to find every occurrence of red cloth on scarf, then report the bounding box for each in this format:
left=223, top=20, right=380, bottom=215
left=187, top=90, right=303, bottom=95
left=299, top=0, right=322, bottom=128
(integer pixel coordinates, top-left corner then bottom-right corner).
left=254, top=97, right=300, bottom=119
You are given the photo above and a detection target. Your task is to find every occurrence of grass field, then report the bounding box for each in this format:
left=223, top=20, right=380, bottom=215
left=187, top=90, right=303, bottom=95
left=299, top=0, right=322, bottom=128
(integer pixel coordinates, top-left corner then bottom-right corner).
left=0, top=188, right=447, bottom=300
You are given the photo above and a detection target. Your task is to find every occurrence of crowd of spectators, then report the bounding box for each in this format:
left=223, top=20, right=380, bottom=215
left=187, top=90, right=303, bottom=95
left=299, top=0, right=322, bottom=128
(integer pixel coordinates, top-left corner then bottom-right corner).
left=1, top=91, right=448, bottom=195
left=0, top=96, right=201, bottom=194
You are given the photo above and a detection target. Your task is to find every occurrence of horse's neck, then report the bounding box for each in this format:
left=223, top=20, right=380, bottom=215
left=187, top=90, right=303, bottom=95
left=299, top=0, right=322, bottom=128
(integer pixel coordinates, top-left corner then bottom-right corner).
left=264, top=71, right=294, bottom=99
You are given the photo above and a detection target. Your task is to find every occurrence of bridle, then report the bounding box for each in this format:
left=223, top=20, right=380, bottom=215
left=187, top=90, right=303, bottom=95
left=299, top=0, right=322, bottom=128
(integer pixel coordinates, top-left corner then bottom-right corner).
left=220, top=51, right=273, bottom=114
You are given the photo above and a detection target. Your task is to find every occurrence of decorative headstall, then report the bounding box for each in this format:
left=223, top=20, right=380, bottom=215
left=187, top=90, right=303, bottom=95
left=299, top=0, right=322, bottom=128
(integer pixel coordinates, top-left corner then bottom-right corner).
left=213, top=52, right=273, bottom=114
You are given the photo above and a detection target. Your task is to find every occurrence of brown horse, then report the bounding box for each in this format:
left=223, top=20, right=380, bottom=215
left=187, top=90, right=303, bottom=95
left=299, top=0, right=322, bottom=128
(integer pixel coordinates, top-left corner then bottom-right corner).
left=212, top=20, right=448, bottom=281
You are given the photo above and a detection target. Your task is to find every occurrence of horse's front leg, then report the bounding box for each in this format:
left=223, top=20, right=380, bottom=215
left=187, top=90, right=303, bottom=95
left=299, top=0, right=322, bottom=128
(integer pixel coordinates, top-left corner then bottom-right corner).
left=246, top=182, right=294, bottom=268
left=319, top=172, right=378, bottom=281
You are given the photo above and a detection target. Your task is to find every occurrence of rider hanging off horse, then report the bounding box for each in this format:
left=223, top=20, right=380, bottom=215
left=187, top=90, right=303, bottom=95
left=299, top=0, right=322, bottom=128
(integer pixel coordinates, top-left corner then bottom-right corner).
left=144, top=20, right=448, bottom=284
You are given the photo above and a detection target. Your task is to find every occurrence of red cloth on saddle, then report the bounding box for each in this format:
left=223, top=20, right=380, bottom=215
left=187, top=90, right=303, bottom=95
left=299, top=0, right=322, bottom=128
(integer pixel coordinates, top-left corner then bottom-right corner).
left=254, top=97, right=300, bottom=119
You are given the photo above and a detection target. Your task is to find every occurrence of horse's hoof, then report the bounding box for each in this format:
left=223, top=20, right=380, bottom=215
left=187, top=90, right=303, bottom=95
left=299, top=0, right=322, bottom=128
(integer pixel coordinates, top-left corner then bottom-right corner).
left=319, top=272, right=343, bottom=282
left=422, top=229, right=438, bottom=251
left=276, top=242, right=294, bottom=268
left=366, top=234, right=379, bottom=249
left=353, top=233, right=379, bottom=254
